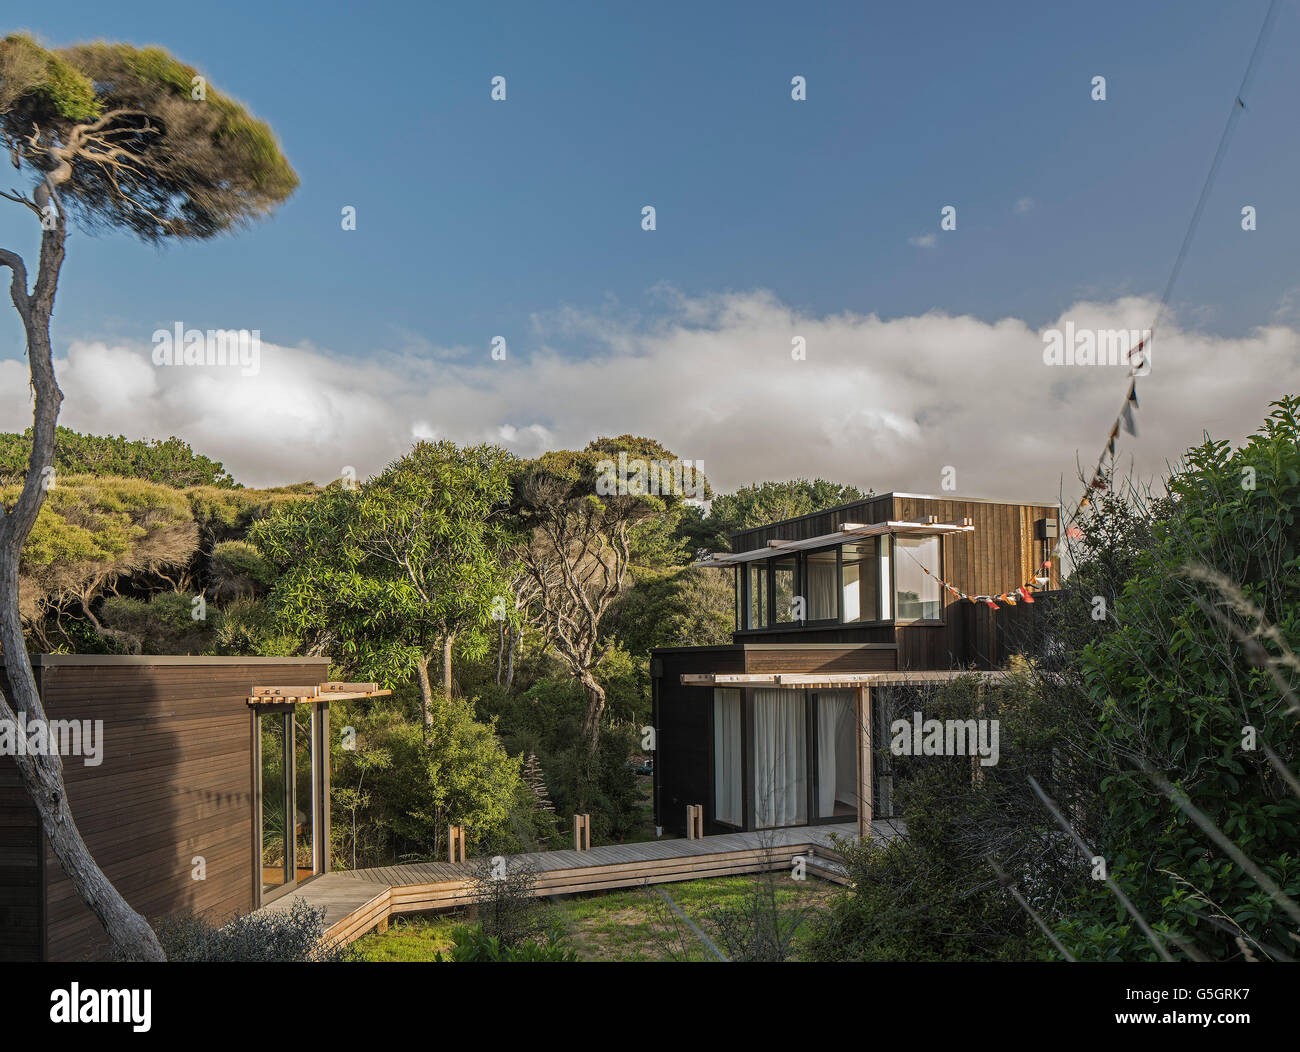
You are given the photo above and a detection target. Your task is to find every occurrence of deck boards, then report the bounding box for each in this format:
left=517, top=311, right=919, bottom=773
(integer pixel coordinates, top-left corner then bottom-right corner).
left=262, top=821, right=894, bottom=947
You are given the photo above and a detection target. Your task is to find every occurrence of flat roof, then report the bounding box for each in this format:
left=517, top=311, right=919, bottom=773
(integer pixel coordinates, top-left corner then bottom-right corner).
left=13, top=654, right=330, bottom=667
left=683, top=669, right=1007, bottom=689
left=729, top=491, right=1060, bottom=541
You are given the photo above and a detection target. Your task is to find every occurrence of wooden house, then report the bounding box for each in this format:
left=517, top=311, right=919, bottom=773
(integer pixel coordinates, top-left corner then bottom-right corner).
left=0, top=655, right=386, bottom=962
left=651, top=492, right=1059, bottom=840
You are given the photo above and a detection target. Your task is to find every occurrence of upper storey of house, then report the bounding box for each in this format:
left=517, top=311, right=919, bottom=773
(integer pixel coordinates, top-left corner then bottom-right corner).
left=697, top=492, right=1061, bottom=646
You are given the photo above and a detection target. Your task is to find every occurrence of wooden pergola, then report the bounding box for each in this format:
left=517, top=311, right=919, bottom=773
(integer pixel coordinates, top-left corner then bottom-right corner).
left=692, top=517, right=974, bottom=568
left=246, top=681, right=393, bottom=705
left=680, top=669, right=1006, bottom=838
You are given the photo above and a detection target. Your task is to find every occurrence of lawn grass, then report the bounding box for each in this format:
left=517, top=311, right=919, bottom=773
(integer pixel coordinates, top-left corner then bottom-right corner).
left=351, top=913, right=460, bottom=962
left=350, top=872, right=840, bottom=962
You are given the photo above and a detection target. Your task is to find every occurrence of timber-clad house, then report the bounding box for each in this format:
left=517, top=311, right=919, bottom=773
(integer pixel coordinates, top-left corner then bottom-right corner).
left=651, top=492, right=1059, bottom=840
left=0, top=655, right=388, bottom=962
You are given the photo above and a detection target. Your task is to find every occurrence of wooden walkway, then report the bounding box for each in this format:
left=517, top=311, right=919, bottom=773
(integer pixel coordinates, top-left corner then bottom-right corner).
left=262, top=821, right=897, bottom=948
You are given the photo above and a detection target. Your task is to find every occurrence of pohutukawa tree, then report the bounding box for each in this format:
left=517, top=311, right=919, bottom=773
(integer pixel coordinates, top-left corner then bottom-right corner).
left=0, top=35, right=296, bottom=960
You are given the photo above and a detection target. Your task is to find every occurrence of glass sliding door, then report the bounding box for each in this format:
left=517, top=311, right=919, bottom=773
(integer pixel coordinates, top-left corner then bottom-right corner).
left=814, top=691, right=858, bottom=820
left=293, top=705, right=317, bottom=882
left=260, top=704, right=323, bottom=900
left=713, top=689, right=743, bottom=827
left=259, top=712, right=290, bottom=894
left=752, top=689, right=806, bottom=828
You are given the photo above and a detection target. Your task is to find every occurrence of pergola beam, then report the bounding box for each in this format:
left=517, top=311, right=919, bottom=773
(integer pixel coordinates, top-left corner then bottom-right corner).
left=693, top=520, right=974, bottom=568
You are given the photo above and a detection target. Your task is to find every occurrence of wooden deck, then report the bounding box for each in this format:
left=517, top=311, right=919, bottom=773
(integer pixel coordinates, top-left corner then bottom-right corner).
left=262, top=821, right=897, bottom=948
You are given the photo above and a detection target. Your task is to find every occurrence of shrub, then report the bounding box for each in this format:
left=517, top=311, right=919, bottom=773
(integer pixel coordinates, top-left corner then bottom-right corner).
left=436, top=925, right=576, bottom=962
left=147, top=898, right=353, bottom=962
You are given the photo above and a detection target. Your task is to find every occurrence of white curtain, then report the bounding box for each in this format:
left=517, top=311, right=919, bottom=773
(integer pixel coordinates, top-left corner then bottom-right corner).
left=807, top=556, right=837, bottom=620
left=816, top=691, right=858, bottom=817
left=713, top=689, right=742, bottom=826
left=753, top=689, right=806, bottom=827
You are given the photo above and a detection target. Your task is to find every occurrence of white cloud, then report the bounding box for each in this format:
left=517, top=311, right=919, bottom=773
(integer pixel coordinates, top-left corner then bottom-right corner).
left=2, top=291, right=1298, bottom=503
left=1014, top=196, right=1035, bottom=214
left=909, top=233, right=937, bottom=248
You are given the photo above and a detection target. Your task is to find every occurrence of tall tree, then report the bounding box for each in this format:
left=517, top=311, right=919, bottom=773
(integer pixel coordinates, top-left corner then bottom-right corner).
left=0, top=35, right=296, bottom=960
left=513, top=438, right=695, bottom=753
left=253, top=441, right=514, bottom=729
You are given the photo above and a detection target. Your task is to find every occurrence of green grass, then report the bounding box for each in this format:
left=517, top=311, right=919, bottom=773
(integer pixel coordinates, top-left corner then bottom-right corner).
left=350, top=873, right=840, bottom=962
left=351, top=914, right=459, bottom=962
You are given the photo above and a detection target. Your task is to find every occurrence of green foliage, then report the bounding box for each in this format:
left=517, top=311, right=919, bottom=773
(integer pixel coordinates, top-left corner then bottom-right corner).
left=1056, top=397, right=1300, bottom=961
left=8, top=474, right=196, bottom=627
left=0, top=428, right=239, bottom=488
left=209, top=539, right=276, bottom=598
left=0, top=33, right=99, bottom=122
left=1, top=37, right=298, bottom=240
left=436, top=924, right=576, bottom=962
left=605, top=565, right=734, bottom=653
left=703, top=478, right=872, bottom=549
left=253, top=441, right=513, bottom=693
left=329, top=693, right=524, bottom=865
left=99, top=591, right=212, bottom=654
left=806, top=669, right=1059, bottom=962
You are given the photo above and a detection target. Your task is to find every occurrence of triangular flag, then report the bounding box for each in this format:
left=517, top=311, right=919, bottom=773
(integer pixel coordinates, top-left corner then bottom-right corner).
left=1018, top=586, right=1034, bottom=603
left=1127, top=380, right=1139, bottom=407
left=1121, top=401, right=1138, bottom=437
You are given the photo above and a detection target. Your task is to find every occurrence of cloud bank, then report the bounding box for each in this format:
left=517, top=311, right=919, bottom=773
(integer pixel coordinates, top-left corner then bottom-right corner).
left=1, top=290, right=1297, bottom=501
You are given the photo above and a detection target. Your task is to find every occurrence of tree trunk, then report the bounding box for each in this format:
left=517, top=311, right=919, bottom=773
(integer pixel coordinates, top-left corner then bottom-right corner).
left=0, top=226, right=165, bottom=961
left=442, top=633, right=454, bottom=699
left=495, top=621, right=505, bottom=685
left=505, top=626, right=519, bottom=692
left=579, top=672, right=606, bottom=756
left=415, top=653, right=435, bottom=736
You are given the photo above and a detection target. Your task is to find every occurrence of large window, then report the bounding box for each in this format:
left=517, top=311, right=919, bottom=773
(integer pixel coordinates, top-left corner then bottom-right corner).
left=713, top=689, right=743, bottom=826
left=806, top=549, right=838, bottom=621
left=733, top=534, right=943, bottom=629
left=753, top=688, right=806, bottom=827
left=894, top=535, right=942, bottom=620
left=260, top=712, right=289, bottom=894
left=747, top=561, right=768, bottom=629
left=841, top=540, right=878, bottom=623
left=773, top=556, right=797, bottom=623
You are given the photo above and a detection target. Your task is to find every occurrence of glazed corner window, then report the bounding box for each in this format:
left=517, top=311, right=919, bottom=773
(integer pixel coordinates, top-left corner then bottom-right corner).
left=806, top=549, right=838, bottom=621
left=733, top=566, right=741, bottom=631
left=894, top=535, right=942, bottom=621
left=840, top=540, right=879, bottom=623
left=773, top=556, right=797, bottom=623
left=747, top=561, right=769, bottom=628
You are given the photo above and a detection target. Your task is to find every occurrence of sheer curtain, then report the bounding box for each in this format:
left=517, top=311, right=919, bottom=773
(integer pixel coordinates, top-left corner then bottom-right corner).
left=713, top=689, right=742, bottom=826
left=753, top=689, right=806, bottom=827
left=807, top=552, right=837, bottom=620
left=816, top=691, right=858, bottom=817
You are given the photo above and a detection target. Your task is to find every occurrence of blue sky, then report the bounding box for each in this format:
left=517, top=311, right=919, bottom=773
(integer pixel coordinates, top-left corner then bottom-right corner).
left=1, top=1, right=1297, bottom=492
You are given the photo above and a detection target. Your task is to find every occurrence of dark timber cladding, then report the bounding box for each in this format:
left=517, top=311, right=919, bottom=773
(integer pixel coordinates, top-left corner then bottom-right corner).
left=653, top=492, right=1059, bottom=836
left=0, top=655, right=328, bottom=961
